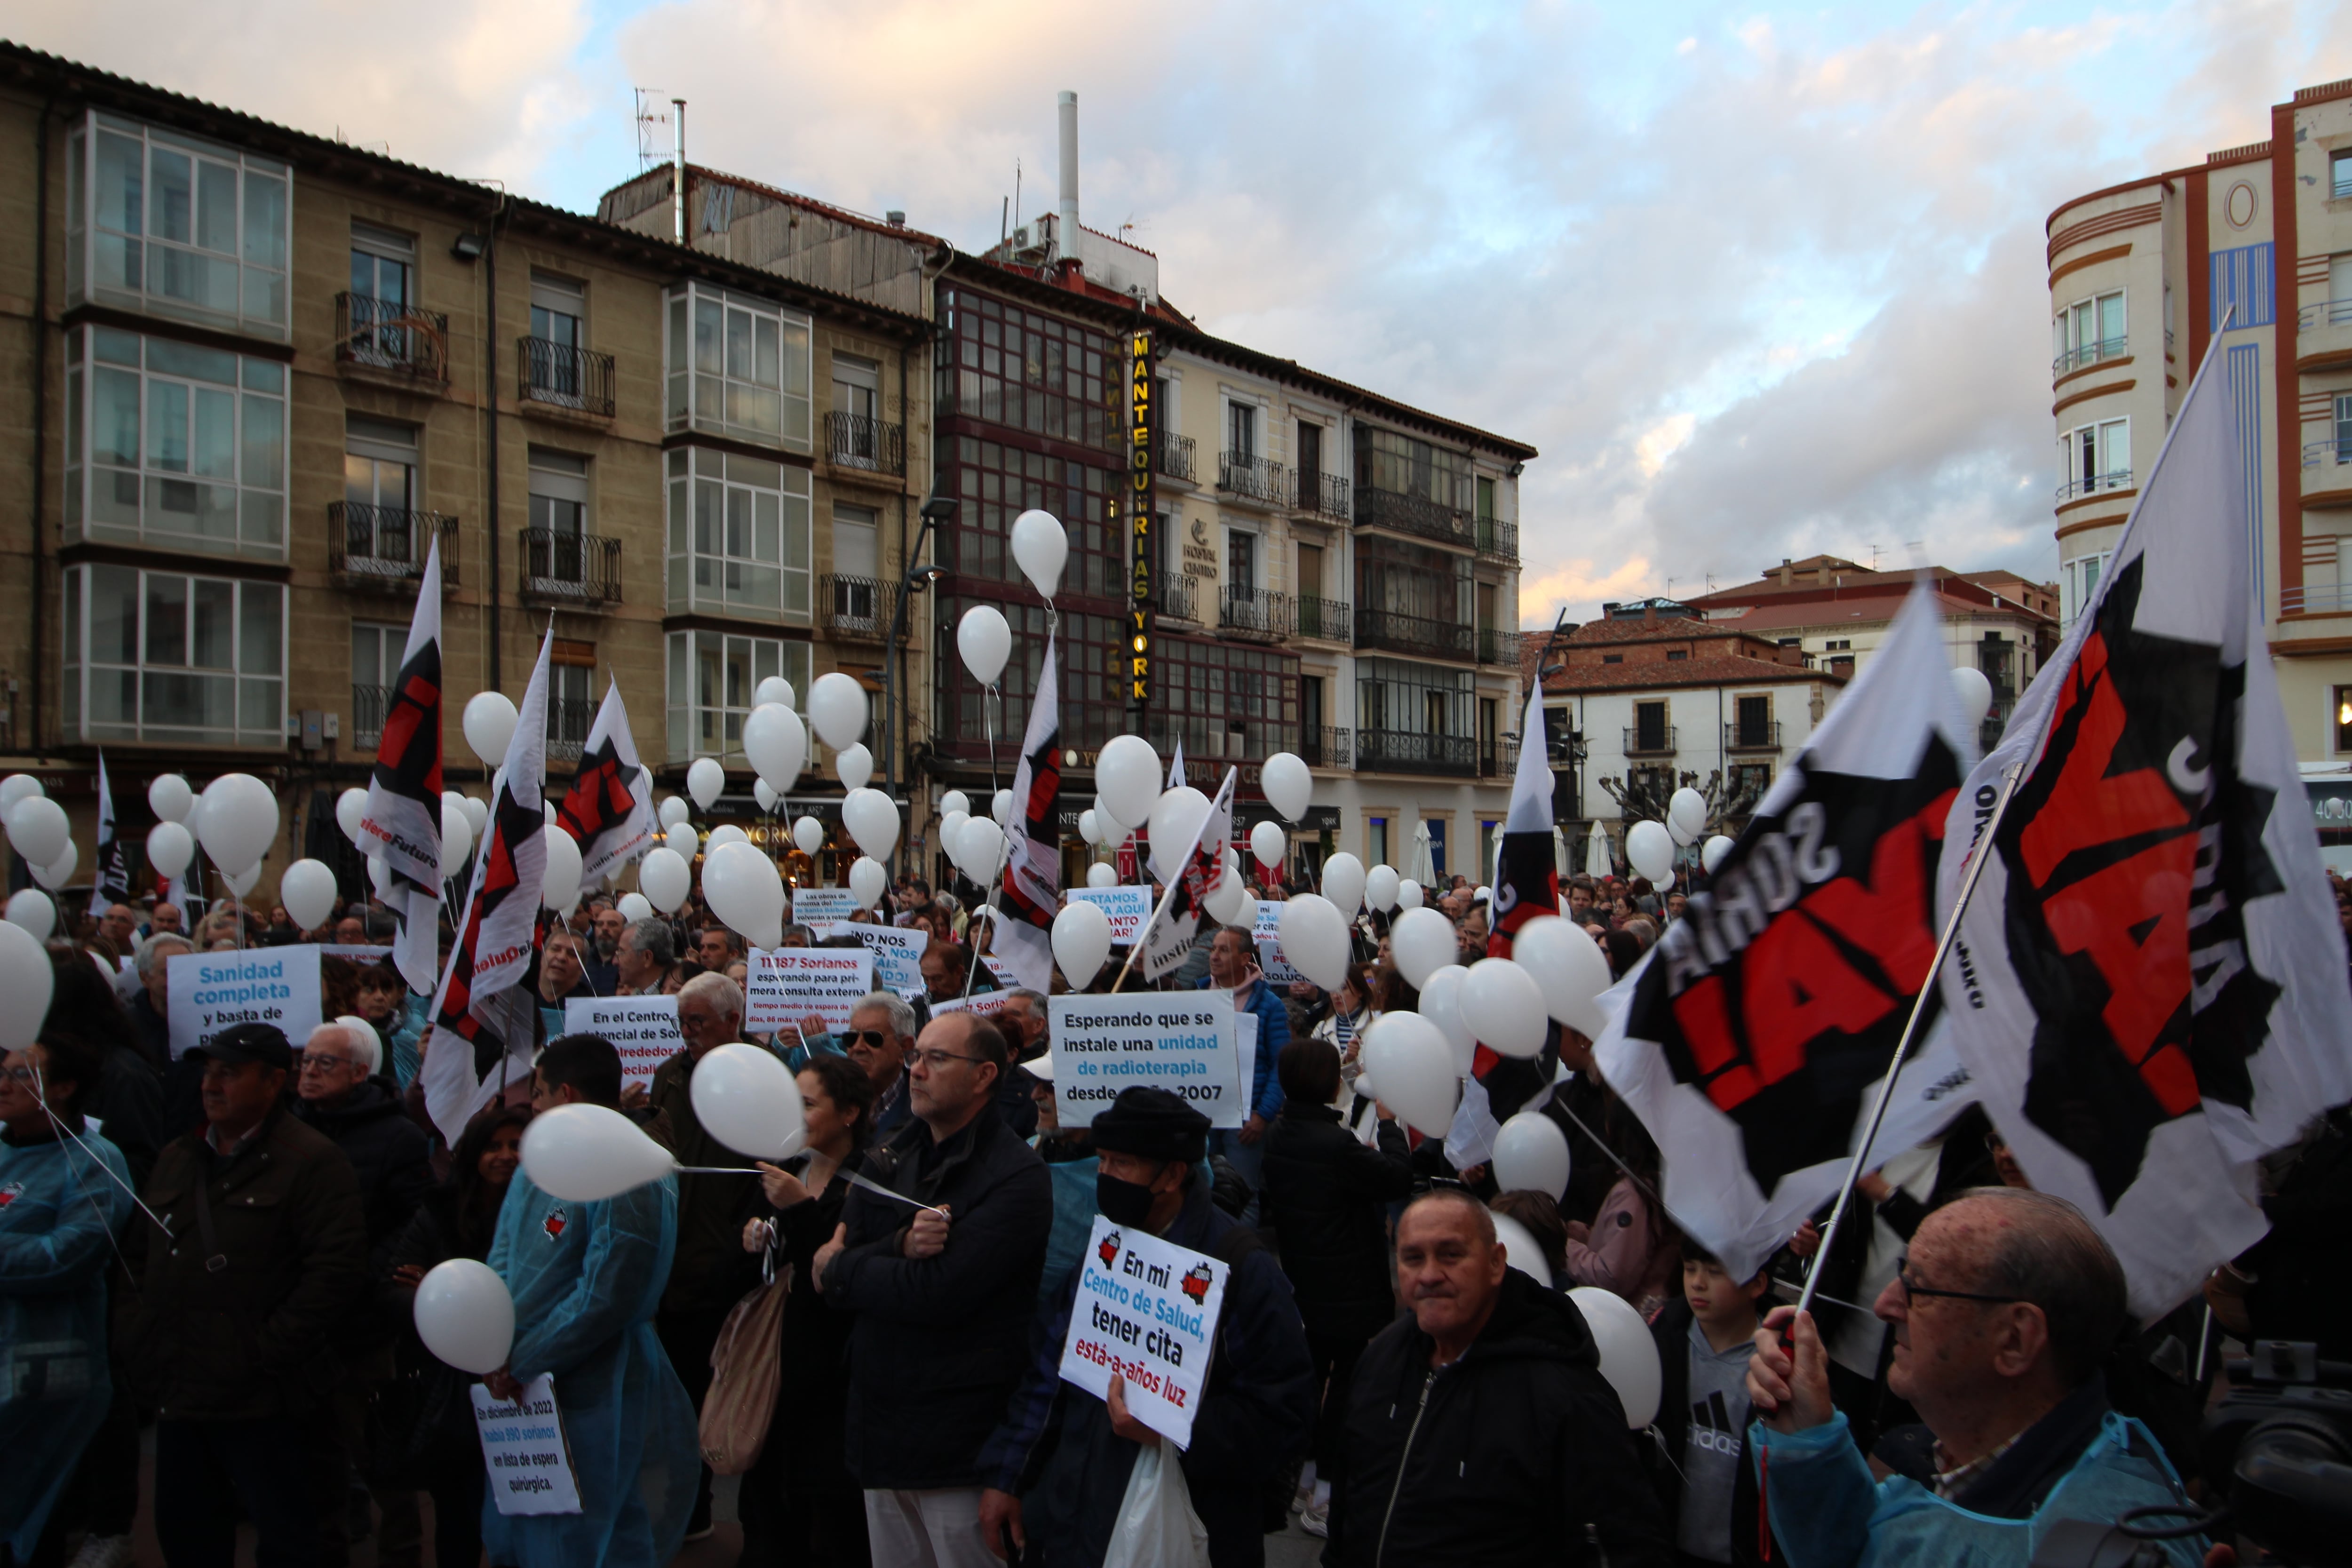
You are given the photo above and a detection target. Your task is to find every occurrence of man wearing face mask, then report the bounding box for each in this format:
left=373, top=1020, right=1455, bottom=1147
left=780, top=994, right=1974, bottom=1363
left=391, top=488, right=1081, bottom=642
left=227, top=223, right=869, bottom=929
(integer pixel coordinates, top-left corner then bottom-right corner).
left=977, top=1087, right=1316, bottom=1568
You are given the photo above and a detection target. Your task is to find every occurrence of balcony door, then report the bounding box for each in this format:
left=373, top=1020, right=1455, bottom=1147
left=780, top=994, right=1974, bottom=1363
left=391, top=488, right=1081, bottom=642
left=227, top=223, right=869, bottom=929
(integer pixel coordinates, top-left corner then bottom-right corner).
left=1228, top=402, right=1256, bottom=462
left=832, top=356, right=881, bottom=467
left=1735, top=693, right=1771, bottom=748
left=832, top=504, right=880, bottom=626
left=343, top=418, right=417, bottom=566
left=350, top=621, right=404, bottom=748
left=528, top=449, right=591, bottom=586
left=1296, top=542, right=1325, bottom=636
left=529, top=273, right=586, bottom=403
left=1297, top=422, right=1322, bottom=496
left=1634, top=700, right=1669, bottom=753
left=348, top=222, right=414, bottom=365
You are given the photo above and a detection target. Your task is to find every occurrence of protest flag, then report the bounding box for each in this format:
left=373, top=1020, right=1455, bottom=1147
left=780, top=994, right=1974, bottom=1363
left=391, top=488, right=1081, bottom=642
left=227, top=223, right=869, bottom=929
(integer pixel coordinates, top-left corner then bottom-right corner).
left=993, top=633, right=1062, bottom=994
left=422, top=629, right=554, bottom=1141
left=553, top=676, right=654, bottom=888
left=1136, top=767, right=1236, bottom=983
left=359, top=539, right=446, bottom=993
left=1167, top=738, right=1185, bottom=791
left=1593, top=582, right=1983, bottom=1283
left=89, top=751, right=130, bottom=918
left=1936, top=338, right=2352, bottom=1320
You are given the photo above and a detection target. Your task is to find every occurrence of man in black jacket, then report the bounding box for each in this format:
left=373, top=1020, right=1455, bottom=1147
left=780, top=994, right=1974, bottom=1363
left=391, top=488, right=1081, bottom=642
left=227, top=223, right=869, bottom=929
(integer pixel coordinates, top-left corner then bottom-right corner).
left=816, top=1011, right=1052, bottom=1567
left=1327, top=1189, right=1668, bottom=1566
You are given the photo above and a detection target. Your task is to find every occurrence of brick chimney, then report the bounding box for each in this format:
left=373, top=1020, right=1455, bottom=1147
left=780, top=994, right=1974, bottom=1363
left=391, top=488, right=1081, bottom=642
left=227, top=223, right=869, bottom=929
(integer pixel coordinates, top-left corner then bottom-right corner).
left=1778, top=558, right=1793, bottom=587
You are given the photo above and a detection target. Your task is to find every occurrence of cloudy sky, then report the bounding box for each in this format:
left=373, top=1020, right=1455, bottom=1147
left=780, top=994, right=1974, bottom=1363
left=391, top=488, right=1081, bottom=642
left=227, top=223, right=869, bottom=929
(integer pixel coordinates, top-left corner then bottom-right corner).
left=18, top=0, right=2351, bottom=623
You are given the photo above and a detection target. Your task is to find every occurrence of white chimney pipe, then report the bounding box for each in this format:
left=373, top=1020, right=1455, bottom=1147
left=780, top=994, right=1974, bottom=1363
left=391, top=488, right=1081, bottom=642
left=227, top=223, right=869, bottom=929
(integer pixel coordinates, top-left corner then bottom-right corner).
left=1057, top=90, right=1080, bottom=270
left=672, top=98, right=687, bottom=244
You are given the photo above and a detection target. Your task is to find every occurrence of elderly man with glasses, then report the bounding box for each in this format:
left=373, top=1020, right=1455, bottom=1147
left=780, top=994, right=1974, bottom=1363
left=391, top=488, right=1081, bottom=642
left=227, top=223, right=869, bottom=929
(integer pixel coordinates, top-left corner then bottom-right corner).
left=818, top=991, right=919, bottom=1140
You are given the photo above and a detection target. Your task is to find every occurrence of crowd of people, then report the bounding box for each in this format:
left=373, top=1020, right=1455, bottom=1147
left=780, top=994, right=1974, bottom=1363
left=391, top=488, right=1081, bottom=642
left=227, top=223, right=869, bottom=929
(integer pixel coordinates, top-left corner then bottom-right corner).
left=9, top=856, right=2350, bottom=1568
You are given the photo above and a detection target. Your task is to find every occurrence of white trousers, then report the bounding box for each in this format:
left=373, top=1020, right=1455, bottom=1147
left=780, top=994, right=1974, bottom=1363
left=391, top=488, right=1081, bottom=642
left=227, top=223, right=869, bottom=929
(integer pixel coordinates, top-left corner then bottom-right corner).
left=863, top=1487, right=995, bottom=1568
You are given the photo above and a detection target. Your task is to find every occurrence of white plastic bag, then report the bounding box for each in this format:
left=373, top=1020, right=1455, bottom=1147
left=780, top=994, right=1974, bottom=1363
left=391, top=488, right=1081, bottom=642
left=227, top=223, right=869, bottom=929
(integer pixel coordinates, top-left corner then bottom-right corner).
left=1101, top=1439, right=1210, bottom=1568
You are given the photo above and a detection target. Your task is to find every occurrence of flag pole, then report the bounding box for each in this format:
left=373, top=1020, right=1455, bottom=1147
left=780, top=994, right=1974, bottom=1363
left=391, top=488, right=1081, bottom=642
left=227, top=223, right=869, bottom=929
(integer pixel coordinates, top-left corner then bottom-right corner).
left=1106, top=868, right=1189, bottom=993
left=1794, top=759, right=2025, bottom=1322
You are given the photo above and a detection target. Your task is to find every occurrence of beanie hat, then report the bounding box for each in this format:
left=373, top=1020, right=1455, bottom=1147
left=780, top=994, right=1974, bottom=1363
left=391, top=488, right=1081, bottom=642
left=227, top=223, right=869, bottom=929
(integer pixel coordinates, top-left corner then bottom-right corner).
left=1089, top=1086, right=1210, bottom=1164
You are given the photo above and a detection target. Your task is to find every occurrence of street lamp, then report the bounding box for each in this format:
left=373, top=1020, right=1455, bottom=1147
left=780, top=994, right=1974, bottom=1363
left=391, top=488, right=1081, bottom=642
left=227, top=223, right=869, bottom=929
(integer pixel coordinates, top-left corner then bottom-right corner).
left=881, top=494, right=956, bottom=871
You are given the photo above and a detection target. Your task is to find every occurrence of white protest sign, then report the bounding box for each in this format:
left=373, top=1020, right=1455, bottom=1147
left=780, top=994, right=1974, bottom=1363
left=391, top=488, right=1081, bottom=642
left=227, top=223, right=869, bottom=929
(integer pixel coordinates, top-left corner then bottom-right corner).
left=1049, top=992, right=1243, bottom=1129
left=322, top=944, right=396, bottom=962
left=929, top=991, right=1011, bottom=1019
left=563, top=995, right=683, bottom=1091
left=1253, top=901, right=1283, bottom=939
left=980, top=954, right=1017, bottom=984
left=1058, top=1213, right=1231, bottom=1449
left=166, top=946, right=323, bottom=1060
left=471, top=1374, right=583, bottom=1516
left=1070, top=885, right=1152, bottom=944
left=745, top=947, right=874, bottom=1033
left=790, top=887, right=860, bottom=925
left=1255, top=940, right=1302, bottom=986
left=844, top=923, right=928, bottom=992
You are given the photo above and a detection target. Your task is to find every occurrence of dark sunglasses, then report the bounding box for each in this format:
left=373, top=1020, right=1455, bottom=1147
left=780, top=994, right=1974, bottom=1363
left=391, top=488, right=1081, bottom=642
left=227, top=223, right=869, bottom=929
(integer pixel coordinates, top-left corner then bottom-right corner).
left=842, top=1030, right=894, bottom=1051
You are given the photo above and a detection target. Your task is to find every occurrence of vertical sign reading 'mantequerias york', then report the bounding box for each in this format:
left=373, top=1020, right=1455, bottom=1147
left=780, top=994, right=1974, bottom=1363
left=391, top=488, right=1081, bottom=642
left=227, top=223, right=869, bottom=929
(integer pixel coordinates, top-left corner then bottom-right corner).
left=1128, top=326, right=1155, bottom=726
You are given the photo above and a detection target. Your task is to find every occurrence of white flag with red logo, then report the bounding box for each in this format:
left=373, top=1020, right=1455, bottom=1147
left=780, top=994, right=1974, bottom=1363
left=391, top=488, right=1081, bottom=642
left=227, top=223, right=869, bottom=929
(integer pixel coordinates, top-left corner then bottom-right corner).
left=359, top=541, right=445, bottom=993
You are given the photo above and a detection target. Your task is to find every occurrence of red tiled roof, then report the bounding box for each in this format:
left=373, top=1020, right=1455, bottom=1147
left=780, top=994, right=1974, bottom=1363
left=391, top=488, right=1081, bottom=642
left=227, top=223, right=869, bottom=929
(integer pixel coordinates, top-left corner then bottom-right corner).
left=1563, top=616, right=1722, bottom=644
left=1540, top=654, right=1841, bottom=693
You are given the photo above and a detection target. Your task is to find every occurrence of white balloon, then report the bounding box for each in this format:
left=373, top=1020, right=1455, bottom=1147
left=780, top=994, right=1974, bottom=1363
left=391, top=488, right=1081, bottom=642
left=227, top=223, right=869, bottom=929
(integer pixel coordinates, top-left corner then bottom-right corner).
left=808, top=672, right=869, bottom=752
left=1570, top=1287, right=1663, bottom=1428
left=1249, top=820, right=1287, bottom=872
left=34, top=839, right=77, bottom=891
left=542, top=798, right=556, bottom=828
left=835, top=743, right=874, bottom=791
left=992, top=788, right=1013, bottom=828
left=1359, top=1011, right=1458, bottom=1138
left=1277, top=894, right=1352, bottom=992
left=938, top=811, right=971, bottom=867
left=651, top=823, right=689, bottom=862
left=279, top=860, right=338, bottom=931
left=0, top=774, right=41, bottom=811
left=1320, top=853, right=1367, bottom=918
left=754, top=676, right=796, bottom=710
left=703, top=841, right=785, bottom=942
left=462, top=796, right=490, bottom=841
left=1507, top=916, right=1613, bottom=1041
left=520, top=1102, right=676, bottom=1202
left=1626, top=820, right=1676, bottom=883
left=1052, top=899, right=1113, bottom=985
left=1492, top=1112, right=1573, bottom=1201
left=1461, top=957, right=1549, bottom=1059
left=939, top=790, right=971, bottom=820
left=659, top=795, right=692, bottom=830
left=691, top=1042, right=808, bottom=1160
left=850, top=856, right=888, bottom=911
left=706, top=825, right=750, bottom=851
left=223, top=862, right=262, bottom=898
left=1260, top=752, right=1312, bottom=822
left=149, top=774, right=195, bottom=825
left=1389, top=907, right=1458, bottom=990
left=754, top=779, right=779, bottom=813
left=334, top=788, right=368, bottom=849
left=541, top=828, right=583, bottom=912
left=744, top=704, right=808, bottom=794
left=193, top=775, right=277, bottom=873
left=1952, top=664, right=1994, bottom=728
left=413, top=1258, right=515, bottom=1374
left=5, top=888, right=56, bottom=942
left=1669, top=788, right=1708, bottom=845
left=842, top=789, right=899, bottom=860
left=638, top=847, right=692, bottom=914
left=792, top=816, right=825, bottom=857
left=1490, top=1210, right=1555, bottom=1288
left=1078, top=809, right=1099, bottom=847
left=959, top=816, right=1005, bottom=883
left=1009, top=508, right=1069, bottom=599
left=1418, top=964, right=1474, bottom=1071
left=462, top=692, right=520, bottom=769
left=0, top=922, right=53, bottom=1049
left=442, top=789, right=469, bottom=825
left=1148, top=787, right=1211, bottom=870
left=616, top=891, right=653, bottom=924
left=1086, top=862, right=1117, bottom=888
left=1205, top=849, right=1255, bottom=926
left=957, top=605, right=1013, bottom=686
left=1095, top=735, right=1162, bottom=830
left=1090, top=795, right=1123, bottom=845
left=1701, top=835, right=1736, bottom=876
left=5, top=796, right=70, bottom=868
left=1396, top=878, right=1423, bottom=911
left=1365, top=864, right=1401, bottom=913
left=440, top=798, right=473, bottom=874
left=687, top=757, right=726, bottom=811
left=146, top=821, right=195, bottom=881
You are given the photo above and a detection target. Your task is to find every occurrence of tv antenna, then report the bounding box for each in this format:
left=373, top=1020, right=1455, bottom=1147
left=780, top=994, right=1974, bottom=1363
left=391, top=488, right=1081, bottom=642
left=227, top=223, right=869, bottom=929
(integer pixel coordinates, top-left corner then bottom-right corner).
left=635, top=90, right=672, bottom=173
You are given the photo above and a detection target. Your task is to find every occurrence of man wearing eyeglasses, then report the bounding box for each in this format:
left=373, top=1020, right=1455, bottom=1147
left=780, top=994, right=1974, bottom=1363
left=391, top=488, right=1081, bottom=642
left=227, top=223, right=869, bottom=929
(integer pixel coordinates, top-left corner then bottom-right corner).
left=814, top=1012, right=1051, bottom=1568
left=832, top=992, right=918, bottom=1140
left=1745, top=1188, right=2203, bottom=1567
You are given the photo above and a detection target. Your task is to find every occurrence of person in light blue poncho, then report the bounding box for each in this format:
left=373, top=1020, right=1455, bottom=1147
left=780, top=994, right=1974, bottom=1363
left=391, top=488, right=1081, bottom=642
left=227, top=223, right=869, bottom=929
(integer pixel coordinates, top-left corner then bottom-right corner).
left=0, top=1034, right=134, bottom=1565
left=1745, top=1188, right=2203, bottom=1568
left=481, top=1035, right=697, bottom=1568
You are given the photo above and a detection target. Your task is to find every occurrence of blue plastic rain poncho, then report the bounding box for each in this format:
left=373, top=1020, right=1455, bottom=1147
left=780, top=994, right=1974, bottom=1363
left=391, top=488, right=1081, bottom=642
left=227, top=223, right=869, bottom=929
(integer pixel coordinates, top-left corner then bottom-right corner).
left=1752, top=1406, right=2202, bottom=1568
left=0, top=1127, right=133, bottom=1559
left=482, top=1167, right=698, bottom=1568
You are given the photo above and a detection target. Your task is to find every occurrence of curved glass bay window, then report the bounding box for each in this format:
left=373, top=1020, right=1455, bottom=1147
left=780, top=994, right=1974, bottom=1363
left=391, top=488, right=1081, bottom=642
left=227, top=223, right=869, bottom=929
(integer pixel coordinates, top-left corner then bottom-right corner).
left=64, top=563, right=284, bottom=746
left=933, top=286, right=1120, bottom=453
left=67, top=112, right=290, bottom=338
left=65, top=325, right=287, bottom=559
left=665, top=282, right=811, bottom=450
left=946, top=435, right=1120, bottom=598
left=665, top=448, right=812, bottom=623
left=666, top=630, right=810, bottom=765
left=936, top=598, right=1123, bottom=764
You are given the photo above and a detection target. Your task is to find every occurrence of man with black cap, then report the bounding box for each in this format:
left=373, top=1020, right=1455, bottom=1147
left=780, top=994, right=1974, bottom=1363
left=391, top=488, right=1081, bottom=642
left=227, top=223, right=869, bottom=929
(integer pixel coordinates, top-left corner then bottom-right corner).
left=119, top=1021, right=370, bottom=1568
left=977, top=1086, right=1316, bottom=1568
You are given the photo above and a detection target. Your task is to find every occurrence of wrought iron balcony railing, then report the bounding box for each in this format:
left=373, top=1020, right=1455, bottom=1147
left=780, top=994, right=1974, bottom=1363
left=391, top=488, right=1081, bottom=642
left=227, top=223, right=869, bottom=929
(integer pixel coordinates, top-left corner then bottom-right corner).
left=1355, top=729, right=1477, bottom=776
left=1157, top=431, right=1197, bottom=483
left=1724, top=720, right=1782, bottom=752
left=1220, top=586, right=1291, bottom=641
left=1300, top=725, right=1352, bottom=769
left=1293, top=470, right=1351, bottom=521
left=1477, top=628, right=1522, bottom=665
left=336, top=293, right=448, bottom=381
left=1355, top=606, right=1476, bottom=661
left=1476, top=516, right=1518, bottom=562
left=1623, top=724, right=1677, bottom=757
left=2052, top=336, right=2128, bottom=376
left=1156, top=573, right=1202, bottom=623
left=1479, top=733, right=1521, bottom=779
left=826, top=412, right=907, bottom=477
left=544, top=697, right=596, bottom=765
left=519, top=337, right=616, bottom=416
left=1294, top=595, right=1352, bottom=642
left=519, top=527, right=620, bottom=608
left=820, top=574, right=898, bottom=642
left=1217, top=451, right=1289, bottom=507
left=330, top=503, right=458, bottom=585
left=1356, top=484, right=1475, bottom=549
left=2056, top=470, right=2133, bottom=501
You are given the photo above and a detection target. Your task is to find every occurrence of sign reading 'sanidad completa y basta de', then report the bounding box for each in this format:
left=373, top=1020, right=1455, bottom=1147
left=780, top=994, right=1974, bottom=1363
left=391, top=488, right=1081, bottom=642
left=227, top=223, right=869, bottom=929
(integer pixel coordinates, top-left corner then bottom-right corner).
left=165, top=945, right=324, bottom=1060
left=1047, top=992, right=1243, bottom=1129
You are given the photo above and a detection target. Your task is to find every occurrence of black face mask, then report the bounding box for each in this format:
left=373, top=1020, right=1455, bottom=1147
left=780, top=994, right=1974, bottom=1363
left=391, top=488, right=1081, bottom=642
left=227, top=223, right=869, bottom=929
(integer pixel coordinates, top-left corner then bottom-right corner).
left=1097, top=1169, right=1161, bottom=1228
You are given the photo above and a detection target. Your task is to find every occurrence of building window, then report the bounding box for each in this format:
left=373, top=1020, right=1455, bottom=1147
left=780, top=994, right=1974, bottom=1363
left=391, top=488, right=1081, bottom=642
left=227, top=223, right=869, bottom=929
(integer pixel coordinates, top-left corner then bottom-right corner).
left=2062, top=551, right=2111, bottom=627
left=936, top=597, right=1125, bottom=760
left=65, top=325, right=286, bottom=558
left=1148, top=635, right=1300, bottom=764
left=1228, top=528, right=1257, bottom=593
left=2058, top=418, right=2131, bottom=498
left=67, top=111, right=290, bottom=337
left=831, top=354, right=883, bottom=468
left=665, top=282, right=812, bottom=450
left=664, top=447, right=812, bottom=623
left=947, top=434, right=1119, bottom=597
left=2335, top=151, right=2352, bottom=201
left=2054, top=291, right=2125, bottom=373
left=350, top=620, right=405, bottom=749
left=1297, top=422, right=1322, bottom=493
left=548, top=647, right=595, bottom=762
left=1355, top=426, right=1470, bottom=512
left=666, top=630, right=810, bottom=765
left=1368, top=816, right=1389, bottom=866
left=1734, top=693, right=1772, bottom=748
left=1728, top=762, right=1772, bottom=809
left=1665, top=648, right=1687, bottom=661
left=1476, top=475, right=1496, bottom=520
left=1601, top=653, right=1623, bottom=665
left=527, top=272, right=589, bottom=405
left=2336, top=393, right=2352, bottom=464
left=830, top=504, right=882, bottom=628
left=63, top=563, right=282, bottom=746
left=1228, top=402, right=1257, bottom=462
left=1632, top=700, right=1669, bottom=752
left=933, top=286, right=1120, bottom=452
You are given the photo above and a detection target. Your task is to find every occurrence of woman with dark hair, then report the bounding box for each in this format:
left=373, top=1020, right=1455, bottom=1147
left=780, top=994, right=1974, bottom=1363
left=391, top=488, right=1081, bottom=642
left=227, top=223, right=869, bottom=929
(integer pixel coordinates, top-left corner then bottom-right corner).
left=738, top=1052, right=876, bottom=1567
left=379, top=1104, right=531, bottom=1568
